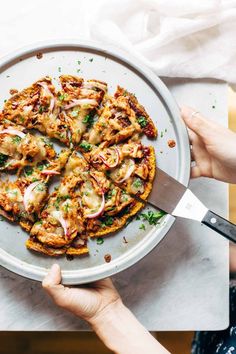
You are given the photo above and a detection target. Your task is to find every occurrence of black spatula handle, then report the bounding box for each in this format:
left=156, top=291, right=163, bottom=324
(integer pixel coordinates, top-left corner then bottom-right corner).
left=202, top=210, right=236, bottom=243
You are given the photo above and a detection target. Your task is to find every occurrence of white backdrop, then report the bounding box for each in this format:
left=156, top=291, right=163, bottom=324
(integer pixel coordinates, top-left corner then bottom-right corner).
left=1, top=0, right=236, bottom=78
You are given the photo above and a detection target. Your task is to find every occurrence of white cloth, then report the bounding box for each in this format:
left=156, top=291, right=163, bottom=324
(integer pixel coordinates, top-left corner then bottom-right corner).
left=1, top=0, right=236, bottom=84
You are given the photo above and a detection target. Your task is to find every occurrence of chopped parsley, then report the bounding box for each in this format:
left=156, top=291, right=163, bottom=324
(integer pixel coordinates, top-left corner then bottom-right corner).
left=58, top=66, right=62, bottom=72
left=41, top=137, right=53, bottom=148
left=140, top=210, right=166, bottom=225
left=139, top=223, right=146, bottom=230
left=19, top=115, right=25, bottom=123
left=82, top=113, right=94, bottom=127
left=101, top=216, right=114, bottom=227
left=58, top=94, right=65, bottom=101
left=79, top=141, right=92, bottom=152
left=96, top=237, right=104, bottom=245
left=137, top=115, right=147, bottom=128
left=38, top=105, right=48, bottom=113
left=89, top=58, right=94, bottom=62
left=133, top=178, right=143, bottom=189
left=77, top=60, right=81, bottom=65
left=64, top=202, right=70, bottom=213
left=12, top=135, right=21, bottom=144
left=160, top=131, right=164, bottom=138
left=24, top=166, right=33, bottom=176
left=37, top=161, right=49, bottom=171
left=0, top=153, right=8, bottom=167
left=35, top=183, right=45, bottom=192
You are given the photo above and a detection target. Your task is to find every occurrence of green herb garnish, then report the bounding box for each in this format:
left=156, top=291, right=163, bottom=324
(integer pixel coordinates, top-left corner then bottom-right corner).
left=82, top=113, right=94, bottom=127
left=140, top=210, right=166, bottom=225
left=0, top=153, right=8, bottom=167
left=96, top=237, right=104, bottom=245
left=12, top=136, right=21, bottom=144
left=79, top=141, right=92, bottom=152
left=137, top=116, right=147, bottom=128
left=139, top=223, right=146, bottom=230
left=24, top=166, right=33, bottom=176
left=89, top=58, right=94, bottom=62
left=101, top=216, right=114, bottom=227
left=133, top=178, right=143, bottom=189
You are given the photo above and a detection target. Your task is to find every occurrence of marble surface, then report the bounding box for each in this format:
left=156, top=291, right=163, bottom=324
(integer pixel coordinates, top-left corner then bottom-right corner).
left=0, top=78, right=229, bottom=331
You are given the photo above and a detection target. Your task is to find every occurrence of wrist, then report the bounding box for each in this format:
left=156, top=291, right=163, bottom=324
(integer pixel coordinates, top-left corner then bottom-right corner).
left=89, top=299, right=169, bottom=354
left=88, top=298, right=124, bottom=328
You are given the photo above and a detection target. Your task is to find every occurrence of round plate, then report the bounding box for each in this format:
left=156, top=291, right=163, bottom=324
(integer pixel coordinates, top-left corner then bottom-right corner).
left=0, top=40, right=190, bottom=284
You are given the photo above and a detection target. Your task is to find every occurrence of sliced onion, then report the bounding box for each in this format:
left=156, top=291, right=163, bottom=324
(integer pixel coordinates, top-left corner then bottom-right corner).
left=23, top=105, right=33, bottom=113
left=98, top=147, right=120, bottom=168
left=41, top=170, right=60, bottom=175
left=23, top=181, right=44, bottom=211
left=85, top=192, right=105, bottom=219
left=49, top=97, right=55, bottom=112
left=117, top=159, right=135, bottom=184
left=38, top=82, right=52, bottom=96
left=83, top=81, right=107, bottom=91
left=51, top=210, right=69, bottom=237
left=0, top=129, right=26, bottom=139
left=64, top=98, right=97, bottom=110
left=38, top=82, right=55, bottom=112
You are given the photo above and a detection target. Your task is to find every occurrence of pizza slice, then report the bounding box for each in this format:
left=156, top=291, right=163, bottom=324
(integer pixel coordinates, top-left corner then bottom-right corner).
left=1, top=77, right=70, bottom=145
left=79, top=140, right=155, bottom=200
left=28, top=153, right=88, bottom=256
left=58, top=75, right=107, bottom=145
left=0, top=122, right=56, bottom=173
left=114, top=86, right=157, bottom=139
left=0, top=149, right=70, bottom=232
left=61, top=152, right=144, bottom=238
left=82, top=86, right=157, bottom=147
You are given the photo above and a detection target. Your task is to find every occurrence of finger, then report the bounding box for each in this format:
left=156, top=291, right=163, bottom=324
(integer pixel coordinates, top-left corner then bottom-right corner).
left=181, top=106, right=215, bottom=138
left=191, top=165, right=202, bottom=178
left=43, top=263, right=61, bottom=287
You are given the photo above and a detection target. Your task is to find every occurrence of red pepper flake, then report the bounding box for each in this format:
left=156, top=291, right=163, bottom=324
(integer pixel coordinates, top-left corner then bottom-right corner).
left=9, top=88, right=18, bottom=95
left=36, top=52, right=43, bottom=59
left=168, top=139, right=176, bottom=148
left=104, top=254, right=112, bottom=263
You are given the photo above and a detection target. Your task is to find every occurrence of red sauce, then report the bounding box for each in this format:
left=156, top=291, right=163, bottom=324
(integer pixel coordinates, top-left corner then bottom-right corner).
left=168, top=139, right=176, bottom=148
left=104, top=254, right=112, bottom=263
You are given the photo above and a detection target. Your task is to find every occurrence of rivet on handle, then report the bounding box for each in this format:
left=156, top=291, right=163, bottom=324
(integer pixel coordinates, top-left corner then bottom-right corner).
left=210, top=217, right=217, bottom=224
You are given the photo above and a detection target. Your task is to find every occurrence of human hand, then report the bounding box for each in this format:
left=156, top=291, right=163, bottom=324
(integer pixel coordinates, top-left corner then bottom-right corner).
left=181, top=106, right=236, bottom=183
left=42, top=264, right=121, bottom=323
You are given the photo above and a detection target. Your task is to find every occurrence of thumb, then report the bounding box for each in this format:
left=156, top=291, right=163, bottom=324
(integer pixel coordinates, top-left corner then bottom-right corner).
left=42, top=264, right=66, bottom=305
left=181, top=106, right=215, bottom=138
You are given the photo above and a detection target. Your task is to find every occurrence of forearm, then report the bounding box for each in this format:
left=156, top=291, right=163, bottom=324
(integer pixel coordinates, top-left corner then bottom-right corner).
left=89, top=300, right=170, bottom=354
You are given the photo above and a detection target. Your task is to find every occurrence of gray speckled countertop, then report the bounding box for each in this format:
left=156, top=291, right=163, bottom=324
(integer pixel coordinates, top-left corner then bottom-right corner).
left=0, top=78, right=229, bottom=331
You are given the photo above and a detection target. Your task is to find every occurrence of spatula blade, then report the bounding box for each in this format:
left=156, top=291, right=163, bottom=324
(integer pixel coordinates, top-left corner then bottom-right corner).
left=147, top=168, right=187, bottom=214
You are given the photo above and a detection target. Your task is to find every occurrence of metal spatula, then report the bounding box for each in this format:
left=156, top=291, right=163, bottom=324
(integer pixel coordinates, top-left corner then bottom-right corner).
left=137, top=168, right=236, bottom=243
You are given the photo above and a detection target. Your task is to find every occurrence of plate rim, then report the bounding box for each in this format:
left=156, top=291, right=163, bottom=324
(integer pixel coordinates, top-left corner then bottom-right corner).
left=0, top=39, right=190, bottom=284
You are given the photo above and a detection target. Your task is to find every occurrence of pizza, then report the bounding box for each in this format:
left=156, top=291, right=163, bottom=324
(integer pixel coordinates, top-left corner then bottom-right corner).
left=0, top=122, right=56, bottom=173
left=0, top=76, right=158, bottom=258
left=0, top=149, right=70, bottom=231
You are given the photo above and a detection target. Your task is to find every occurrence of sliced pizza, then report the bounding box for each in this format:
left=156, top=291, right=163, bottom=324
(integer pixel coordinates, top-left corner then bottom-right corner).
left=62, top=152, right=144, bottom=238
left=0, top=149, right=70, bottom=232
left=1, top=76, right=71, bottom=144
left=28, top=153, right=88, bottom=255
left=82, top=86, right=157, bottom=148
left=114, top=86, right=157, bottom=139
left=0, top=122, right=56, bottom=173
left=79, top=140, right=156, bottom=200
left=58, top=75, right=107, bottom=145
